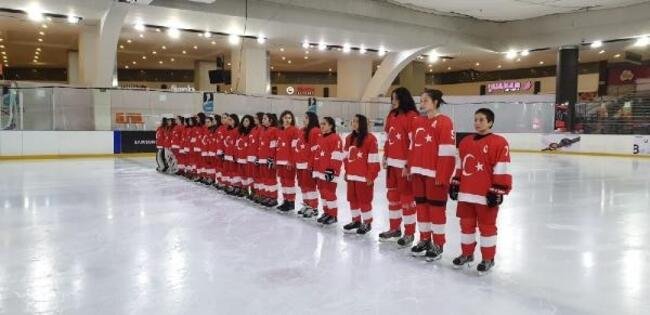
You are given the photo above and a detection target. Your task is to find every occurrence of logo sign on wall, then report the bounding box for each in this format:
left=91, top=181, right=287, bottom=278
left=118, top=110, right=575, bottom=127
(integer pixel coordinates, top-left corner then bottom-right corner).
left=202, top=92, right=214, bottom=113
left=487, top=81, right=533, bottom=93
left=633, top=136, right=650, bottom=155
left=286, top=86, right=315, bottom=96
left=115, top=131, right=157, bottom=153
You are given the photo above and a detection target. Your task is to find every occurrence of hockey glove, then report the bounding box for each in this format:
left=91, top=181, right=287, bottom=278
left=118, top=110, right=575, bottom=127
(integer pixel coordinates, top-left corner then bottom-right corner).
left=448, top=177, right=460, bottom=201
left=486, top=186, right=506, bottom=208
left=267, top=158, right=275, bottom=169
left=324, top=169, right=335, bottom=182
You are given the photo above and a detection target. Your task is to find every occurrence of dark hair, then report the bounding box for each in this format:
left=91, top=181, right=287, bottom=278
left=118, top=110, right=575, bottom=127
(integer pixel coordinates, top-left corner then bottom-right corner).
left=228, top=113, right=239, bottom=129
left=391, top=87, right=417, bottom=116
left=475, top=108, right=495, bottom=128
left=351, top=114, right=368, bottom=147
left=161, top=117, right=169, bottom=128
left=177, top=115, right=185, bottom=126
left=303, top=111, right=319, bottom=141
left=239, top=115, right=255, bottom=135
left=255, top=112, right=265, bottom=124
left=170, top=118, right=177, bottom=128
left=323, top=116, right=336, bottom=133
left=213, top=114, right=222, bottom=128
left=422, top=89, right=445, bottom=108
left=265, top=113, right=279, bottom=128
left=189, top=117, right=197, bottom=127
left=197, top=112, right=207, bottom=126
left=279, top=110, right=296, bottom=128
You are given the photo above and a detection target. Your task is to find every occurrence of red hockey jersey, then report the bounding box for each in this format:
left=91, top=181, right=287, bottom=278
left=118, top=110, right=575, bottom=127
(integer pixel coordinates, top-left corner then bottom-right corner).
left=407, top=114, right=456, bottom=184
left=235, top=132, right=249, bottom=164
left=456, top=133, right=512, bottom=205
left=247, top=126, right=262, bottom=163
left=258, top=126, right=279, bottom=163
left=384, top=110, right=418, bottom=168
left=155, top=127, right=165, bottom=149
left=312, top=132, right=344, bottom=180
left=170, top=125, right=184, bottom=150
left=223, top=127, right=238, bottom=162
left=294, top=128, right=321, bottom=170
left=344, top=133, right=380, bottom=183
left=182, top=127, right=193, bottom=153
left=276, top=126, right=301, bottom=166
left=214, top=125, right=227, bottom=156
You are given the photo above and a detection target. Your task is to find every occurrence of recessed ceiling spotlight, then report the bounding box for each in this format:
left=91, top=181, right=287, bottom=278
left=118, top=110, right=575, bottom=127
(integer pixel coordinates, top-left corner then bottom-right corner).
left=182, top=50, right=187, bottom=54
left=304, top=56, right=309, bottom=59
left=204, top=31, right=211, bottom=38
left=161, top=45, right=166, bottom=50
left=142, top=56, right=147, bottom=59
left=155, top=28, right=161, bottom=32
left=67, top=15, right=80, bottom=24
left=134, top=22, right=145, bottom=32
left=125, top=65, right=129, bottom=69
left=228, top=34, right=240, bottom=45
left=37, top=38, right=43, bottom=42
left=167, top=28, right=180, bottom=39
left=378, top=46, right=386, bottom=56
left=288, top=60, right=292, bottom=64
left=613, top=53, right=621, bottom=58
left=590, top=40, right=603, bottom=49
left=359, top=45, right=367, bottom=54
left=280, top=47, right=285, bottom=52
left=475, top=62, right=480, bottom=66
left=598, top=50, right=605, bottom=54
left=427, top=52, right=438, bottom=63
left=139, top=34, right=144, bottom=38
left=270, top=66, right=274, bottom=70
left=539, top=61, right=544, bottom=65
left=39, top=31, right=45, bottom=36
left=305, top=50, right=310, bottom=55
left=119, top=45, right=124, bottom=49
left=132, top=61, right=137, bottom=64
left=634, top=36, right=649, bottom=47
left=193, top=45, right=198, bottom=50
left=302, top=40, right=310, bottom=49
left=257, top=35, right=266, bottom=44
left=41, top=24, right=48, bottom=29
left=170, top=58, right=175, bottom=62
left=516, top=58, right=521, bottom=62
left=281, top=56, right=286, bottom=60
left=36, top=47, right=41, bottom=51
left=127, top=39, right=132, bottom=44
left=27, top=8, right=44, bottom=22
left=152, top=51, right=157, bottom=54
left=159, top=61, right=163, bottom=64
left=328, top=68, right=332, bottom=72
left=505, top=50, right=517, bottom=59
left=227, top=62, right=231, bottom=66
left=342, top=43, right=351, bottom=53
left=318, top=41, right=327, bottom=51
left=211, top=41, right=216, bottom=45
left=497, top=65, right=502, bottom=69
left=521, top=50, right=530, bottom=56
left=447, top=66, right=452, bottom=70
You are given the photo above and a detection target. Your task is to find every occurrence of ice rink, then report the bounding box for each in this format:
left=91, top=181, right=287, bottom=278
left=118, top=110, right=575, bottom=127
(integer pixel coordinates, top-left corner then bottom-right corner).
left=1, top=153, right=649, bottom=315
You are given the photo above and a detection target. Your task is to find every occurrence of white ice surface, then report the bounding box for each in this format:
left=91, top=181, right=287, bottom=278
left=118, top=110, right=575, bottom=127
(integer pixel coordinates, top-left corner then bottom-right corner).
left=1, top=153, right=649, bottom=315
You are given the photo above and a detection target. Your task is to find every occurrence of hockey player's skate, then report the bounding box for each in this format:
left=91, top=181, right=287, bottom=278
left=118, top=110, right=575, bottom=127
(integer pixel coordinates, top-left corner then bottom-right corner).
left=322, top=215, right=337, bottom=225
left=477, top=259, right=495, bottom=275
left=378, top=230, right=401, bottom=242
left=356, top=223, right=372, bottom=235
left=302, top=208, right=318, bottom=219
left=424, top=244, right=443, bottom=262
left=411, top=240, right=432, bottom=256
left=297, top=204, right=309, bottom=215
left=277, top=201, right=295, bottom=213
left=316, top=213, right=329, bottom=223
left=343, top=221, right=361, bottom=233
left=452, top=255, right=474, bottom=269
left=396, top=235, right=415, bottom=248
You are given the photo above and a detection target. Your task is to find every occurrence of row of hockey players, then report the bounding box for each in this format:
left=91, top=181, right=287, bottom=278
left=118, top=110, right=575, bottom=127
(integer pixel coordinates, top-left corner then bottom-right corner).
left=154, top=88, right=512, bottom=274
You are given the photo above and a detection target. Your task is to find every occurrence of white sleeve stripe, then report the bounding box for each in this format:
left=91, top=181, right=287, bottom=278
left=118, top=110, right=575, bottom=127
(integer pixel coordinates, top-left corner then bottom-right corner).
left=368, top=153, right=381, bottom=163
left=493, top=162, right=510, bottom=175
left=438, top=144, right=457, bottom=157
left=332, top=151, right=345, bottom=160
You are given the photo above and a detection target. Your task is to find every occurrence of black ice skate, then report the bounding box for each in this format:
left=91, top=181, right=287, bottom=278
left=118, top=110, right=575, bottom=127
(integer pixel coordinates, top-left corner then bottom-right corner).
left=277, top=201, right=295, bottom=212
left=297, top=205, right=308, bottom=215
left=396, top=235, right=415, bottom=248
left=343, top=221, right=361, bottom=233
left=378, top=230, right=402, bottom=242
left=302, top=208, right=318, bottom=219
left=316, top=213, right=329, bottom=223
left=452, top=255, right=474, bottom=269
left=356, top=223, right=372, bottom=235
left=322, top=215, right=337, bottom=225
left=411, top=240, right=432, bottom=256
left=477, top=259, right=495, bottom=274
left=424, top=244, right=443, bottom=262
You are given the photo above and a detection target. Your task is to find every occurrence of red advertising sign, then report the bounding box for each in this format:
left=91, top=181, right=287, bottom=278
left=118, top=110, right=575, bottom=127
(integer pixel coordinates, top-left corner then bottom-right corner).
left=487, top=81, right=533, bottom=93
left=608, top=65, right=650, bottom=85
left=296, top=86, right=315, bottom=96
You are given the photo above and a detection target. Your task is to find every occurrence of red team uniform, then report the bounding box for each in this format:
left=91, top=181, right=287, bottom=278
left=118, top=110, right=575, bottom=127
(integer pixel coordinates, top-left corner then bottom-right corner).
left=407, top=114, right=456, bottom=255
left=258, top=126, right=279, bottom=201
left=276, top=126, right=301, bottom=204
left=383, top=110, right=418, bottom=236
left=247, top=125, right=263, bottom=197
left=295, top=128, right=321, bottom=210
left=455, top=133, right=512, bottom=264
left=312, top=132, right=344, bottom=220
left=344, top=133, right=380, bottom=225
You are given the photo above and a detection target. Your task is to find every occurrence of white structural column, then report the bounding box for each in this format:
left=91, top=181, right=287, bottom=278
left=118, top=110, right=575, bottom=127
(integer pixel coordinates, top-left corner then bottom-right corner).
left=67, top=51, right=79, bottom=85
left=194, top=61, right=218, bottom=91
left=361, top=46, right=434, bottom=101
left=230, top=42, right=269, bottom=95
left=78, top=2, right=129, bottom=87
left=337, top=56, right=373, bottom=100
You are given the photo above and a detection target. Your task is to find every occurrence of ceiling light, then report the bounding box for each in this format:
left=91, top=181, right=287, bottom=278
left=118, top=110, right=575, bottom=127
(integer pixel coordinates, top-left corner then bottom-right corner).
left=378, top=47, right=386, bottom=56
left=161, top=45, right=166, bottom=50
left=34, top=55, right=39, bottom=59
left=280, top=47, right=285, bottom=52
left=590, top=40, right=603, bottom=48
left=342, top=43, right=351, bottom=53
left=302, top=40, right=310, bottom=49
left=167, top=28, right=180, bottom=39
left=0, top=45, right=4, bottom=48
left=428, top=64, right=432, bottom=68
left=505, top=50, right=517, bottom=59
left=539, top=61, right=544, bottom=65
left=304, top=56, right=309, bottom=59
left=198, top=33, right=203, bottom=37
left=204, top=31, right=212, bottom=38
left=142, top=56, right=147, bottom=59
left=33, top=59, right=38, bottom=63
left=155, top=28, right=161, bottom=32
left=318, top=41, right=327, bottom=51
left=634, top=36, right=649, bottom=47
left=227, top=62, right=231, bottom=66
left=1, top=51, right=5, bottom=55
left=127, top=40, right=132, bottom=44
left=442, top=58, right=447, bottom=62
left=0, top=38, right=3, bottom=42
left=359, top=45, right=367, bottom=55
left=39, top=31, right=45, bottom=36
left=427, top=53, right=438, bottom=63
left=305, top=50, right=310, bottom=54
left=182, top=50, right=187, bottom=54
left=429, top=69, right=433, bottom=72
left=159, top=61, right=163, bottom=64
left=119, top=45, right=124, bottom=49
left=497, top=65, right=502, bottom=69
left=67, top=15, right=80, bottom=24
left=41, top=24, right=47, bottom=29
left=613, top=53, right=621, bottom=58
left=257, top=35, right=266, bottom=44
left=270, top=66, right=274, bottom=70
left=193, top=45, right=198, bottom=50
left=132, top=61, right=137, bottom=65
left=152, top=51, right=157, bottom=54
left=521, top=50, right=530, bottom=56
left=27, top=8, right=44, bottom=22
left=139, top=34, right=144, bottom=38
left=475, top=62, right=480, bottom=66
left=134, top=22, right=145, bottom=32
left=281, top=56, right=286, bottom=60
left=38, top=38, right=43, bottom=42
left=447, top=66, right=452, bottom=70
left=516, top=58, right=521, bottom=62
left=170, top=58, right=175, bottom=62
left=211, top=41, right=216, bottom=45
left=228, top=34, right=240, bottom=45
left=288, top=60, right=292, bottom=64
left=328, top=68, right=332, bottom=72
left=36, top=47, right=41, bottom=51
left=599, top=50, right=605, bottom=54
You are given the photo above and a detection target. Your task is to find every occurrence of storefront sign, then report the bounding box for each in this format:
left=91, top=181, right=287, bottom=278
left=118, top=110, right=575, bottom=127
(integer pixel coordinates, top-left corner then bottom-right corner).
left=286, top=86, right=315, bottom=96
left=487, top=81, right=533, bottom=93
